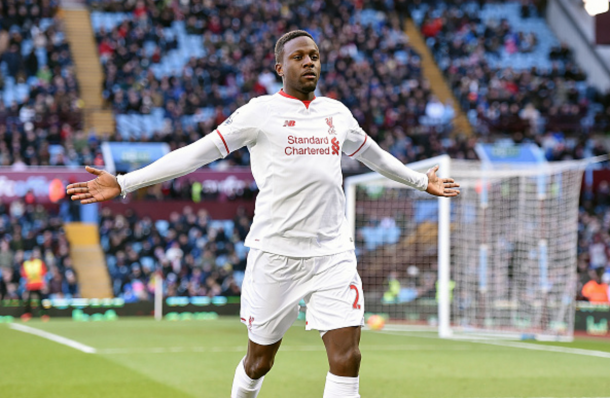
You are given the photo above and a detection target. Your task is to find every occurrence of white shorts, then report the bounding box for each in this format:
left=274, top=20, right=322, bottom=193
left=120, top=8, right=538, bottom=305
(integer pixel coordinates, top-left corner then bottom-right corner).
left=240, top=249, right=365, bottom=345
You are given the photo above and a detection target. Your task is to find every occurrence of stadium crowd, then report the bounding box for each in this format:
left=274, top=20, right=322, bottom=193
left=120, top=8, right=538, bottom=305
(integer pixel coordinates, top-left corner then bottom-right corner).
left=578, top=190, right=610, bottom=303
left=0, top=0, right=608, bottom=304
left=3, top=0, right=606, bottom=170
left=414, top=0, right=610, bottom=141
left=98, top=206, right=248, bottom=300
left=0, top=200, right=78, bottom=305
left=87, top=0, right=475, bottom=166
left=0, top=0, right=86, bottom=167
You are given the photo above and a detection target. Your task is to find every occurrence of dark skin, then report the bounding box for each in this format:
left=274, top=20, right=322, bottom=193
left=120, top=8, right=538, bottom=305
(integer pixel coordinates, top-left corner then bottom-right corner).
left=66, top=34, right=460, bottom=381
left=275, top=35, right=320, bottom=101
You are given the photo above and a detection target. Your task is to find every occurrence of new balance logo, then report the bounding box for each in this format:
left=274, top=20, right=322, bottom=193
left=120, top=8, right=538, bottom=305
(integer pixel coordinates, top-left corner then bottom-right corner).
left=325, top=117, right=336, bottom=135
left=283, top=120, right=296, bottom=127
left=331, top=137, right=340, bottom=155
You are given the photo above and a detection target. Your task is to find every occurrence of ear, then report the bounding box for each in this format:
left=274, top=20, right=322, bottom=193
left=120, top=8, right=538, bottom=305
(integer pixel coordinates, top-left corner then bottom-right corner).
left=275, top=62, right=283, bottom=77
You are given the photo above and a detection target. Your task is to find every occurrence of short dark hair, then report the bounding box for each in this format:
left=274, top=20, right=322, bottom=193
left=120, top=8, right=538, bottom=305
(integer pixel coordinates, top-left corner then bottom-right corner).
left=274, top=30, right=315, bottom=64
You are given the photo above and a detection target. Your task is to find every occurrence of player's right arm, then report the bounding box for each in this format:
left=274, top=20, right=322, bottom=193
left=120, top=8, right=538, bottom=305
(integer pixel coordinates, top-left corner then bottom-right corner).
left=66, top=135, right=223, bottom=204
left=67, top=104, right=261, bottom=204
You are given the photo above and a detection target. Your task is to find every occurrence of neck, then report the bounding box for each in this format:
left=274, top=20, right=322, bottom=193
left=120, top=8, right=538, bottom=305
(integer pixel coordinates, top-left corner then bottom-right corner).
left=282, top=85, right=315, bottom=101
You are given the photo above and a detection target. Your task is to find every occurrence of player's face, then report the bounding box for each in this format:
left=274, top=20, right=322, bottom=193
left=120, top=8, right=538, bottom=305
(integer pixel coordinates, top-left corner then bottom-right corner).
left=277, top=36, right=321, bottom=95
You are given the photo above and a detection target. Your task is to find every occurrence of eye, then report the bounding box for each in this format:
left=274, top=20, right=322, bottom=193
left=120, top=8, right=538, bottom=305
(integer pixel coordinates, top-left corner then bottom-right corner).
left=294, top=55, right=301, bottom=60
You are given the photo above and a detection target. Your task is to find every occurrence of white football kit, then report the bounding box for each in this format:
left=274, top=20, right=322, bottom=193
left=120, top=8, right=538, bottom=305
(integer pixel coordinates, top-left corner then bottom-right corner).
left=117, top=90, right=429, bottom=345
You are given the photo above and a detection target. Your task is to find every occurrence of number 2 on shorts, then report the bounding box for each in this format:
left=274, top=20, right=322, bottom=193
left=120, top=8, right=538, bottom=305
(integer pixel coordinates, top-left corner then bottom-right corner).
left=349, top=284, right=361, bottom=309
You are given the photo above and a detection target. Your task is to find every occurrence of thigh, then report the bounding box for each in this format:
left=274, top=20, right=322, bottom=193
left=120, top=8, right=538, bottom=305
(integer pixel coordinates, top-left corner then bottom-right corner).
left=240, top=249, right=308, bottom=345
left=304, top=250, right=364, bottom=333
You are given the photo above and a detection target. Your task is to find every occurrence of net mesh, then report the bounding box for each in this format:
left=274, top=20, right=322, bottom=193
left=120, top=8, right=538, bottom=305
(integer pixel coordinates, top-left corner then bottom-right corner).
left=350, top=159, right=586, bottom=340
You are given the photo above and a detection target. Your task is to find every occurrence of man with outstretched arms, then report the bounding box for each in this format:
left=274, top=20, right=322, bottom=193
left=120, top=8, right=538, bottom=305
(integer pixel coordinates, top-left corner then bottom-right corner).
left=67, top=30, right=460, bottom=398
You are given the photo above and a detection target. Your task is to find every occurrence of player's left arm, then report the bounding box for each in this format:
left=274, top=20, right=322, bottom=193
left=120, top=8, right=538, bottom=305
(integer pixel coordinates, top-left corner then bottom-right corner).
left=341, top=109, right=459, bottom=197
left=356, top=141, right=460, bottom=197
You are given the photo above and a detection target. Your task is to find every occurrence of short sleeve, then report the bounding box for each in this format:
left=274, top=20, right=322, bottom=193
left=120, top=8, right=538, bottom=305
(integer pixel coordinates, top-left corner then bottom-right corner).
left=342, top=112, right=372, bottom=159
left=211, top=102, right=260, bottom=158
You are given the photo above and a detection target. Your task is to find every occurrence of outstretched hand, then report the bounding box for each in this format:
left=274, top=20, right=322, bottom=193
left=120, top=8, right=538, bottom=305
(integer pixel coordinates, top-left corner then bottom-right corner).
left=66, top=166, right=122, bottom=204
left=425, top=165, right=460, bottom=197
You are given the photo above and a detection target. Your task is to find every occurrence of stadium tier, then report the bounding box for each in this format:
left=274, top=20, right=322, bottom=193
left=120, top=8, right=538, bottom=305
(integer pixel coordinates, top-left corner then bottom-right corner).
left=99, top=206, right=247, bottom=300
left=88, top=0, right=473, bottom=165
left=0, top=0, right=85, bottom=167
left=0, top=0, right=606, bottom=306
left=411, top=0, right=610, bottom=138
left=0, top=200, right=78, bottom=303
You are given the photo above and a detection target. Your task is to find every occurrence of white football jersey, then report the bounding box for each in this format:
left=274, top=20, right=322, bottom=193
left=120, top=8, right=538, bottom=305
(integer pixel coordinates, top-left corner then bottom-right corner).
left=210, top=90, right=372, bottom=257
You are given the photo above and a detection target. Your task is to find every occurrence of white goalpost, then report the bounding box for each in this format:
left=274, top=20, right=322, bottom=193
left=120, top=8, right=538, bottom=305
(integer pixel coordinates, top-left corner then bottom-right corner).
left=345, top=155, right=592, bottom=341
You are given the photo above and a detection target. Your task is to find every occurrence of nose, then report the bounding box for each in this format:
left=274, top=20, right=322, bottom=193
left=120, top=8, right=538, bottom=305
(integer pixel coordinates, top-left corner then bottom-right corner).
left=303, top=55, right=315, bottom=66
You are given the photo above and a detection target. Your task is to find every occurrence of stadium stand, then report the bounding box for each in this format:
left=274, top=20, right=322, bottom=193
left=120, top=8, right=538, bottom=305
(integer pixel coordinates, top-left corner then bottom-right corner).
left=1, top=0, right=608, bottom=302
left=0, top=0, right=88, bottom=167
left=410, top=0, right=609, bottom=142
left=0, top=200, right=79, bottom=302
left=98, top=205, right=249, bottom=300
left=578, top=190, right=610, bottom=302
left=408, top=1, right=610, bottom=298
left=88, top=0, right=474, bottom=165
left=82, top=0, right=606, bottom=299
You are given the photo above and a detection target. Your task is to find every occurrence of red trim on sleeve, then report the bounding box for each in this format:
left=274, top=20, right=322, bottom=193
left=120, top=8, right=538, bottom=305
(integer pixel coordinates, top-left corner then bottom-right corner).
left=348, top=135, right=368, bottom=157
left=216, top=129, right=230, bottom=154
left=279, top=89, right=316, bottom=109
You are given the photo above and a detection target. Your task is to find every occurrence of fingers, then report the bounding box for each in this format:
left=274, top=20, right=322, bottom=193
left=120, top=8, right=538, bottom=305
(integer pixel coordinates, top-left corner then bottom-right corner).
left=427, top=165, right=440, bottom=175
left=66, top=186, right=90, bottom=195
left=444, top=182, right=460, bottom=188
left=81, top=198, right=99, bottom=205
left=443, top=189, right=460, bottom=197
left=85, top=166, right=103, bottom=176
left=70, top=193, right=93, bottom=201
left=66, top=182, right=89, bottom=191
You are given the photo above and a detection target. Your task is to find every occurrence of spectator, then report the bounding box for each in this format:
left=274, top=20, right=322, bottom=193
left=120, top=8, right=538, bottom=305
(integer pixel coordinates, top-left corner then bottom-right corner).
left=589, top=234, right=606, bottom=270
left=519, top=103, right=541, bottom=135
left=581, top=267, right=609, bottom=304
left=0, top=240, right=14, bottom=270
left=425, top=95, right=445, bottom=125
left=0, top=267, right=20, bottom=302
left=20, top=247, right=48, bottom=318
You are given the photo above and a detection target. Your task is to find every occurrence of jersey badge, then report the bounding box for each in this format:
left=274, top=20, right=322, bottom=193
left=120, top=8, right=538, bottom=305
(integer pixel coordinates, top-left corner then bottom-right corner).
left=325, top=117, right=336, bottom=135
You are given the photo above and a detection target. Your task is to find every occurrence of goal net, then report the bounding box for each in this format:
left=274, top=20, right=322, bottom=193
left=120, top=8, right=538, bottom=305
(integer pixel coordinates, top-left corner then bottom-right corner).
left=345, top=155, right=589, bottom=341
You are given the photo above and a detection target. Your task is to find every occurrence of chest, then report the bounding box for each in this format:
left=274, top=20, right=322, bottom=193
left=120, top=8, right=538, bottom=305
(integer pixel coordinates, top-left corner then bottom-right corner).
left=261, top=112, right=350, bottom=154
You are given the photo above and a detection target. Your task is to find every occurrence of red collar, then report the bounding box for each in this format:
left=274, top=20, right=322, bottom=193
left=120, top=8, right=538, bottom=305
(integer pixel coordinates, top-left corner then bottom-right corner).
left=279, top=89, right=316, bottom=109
